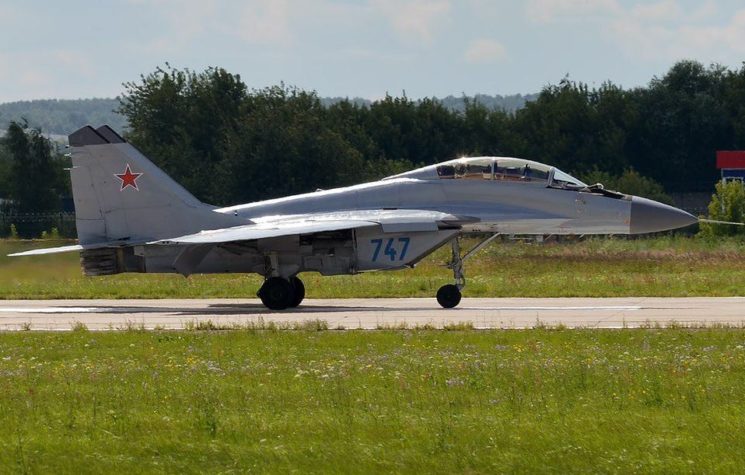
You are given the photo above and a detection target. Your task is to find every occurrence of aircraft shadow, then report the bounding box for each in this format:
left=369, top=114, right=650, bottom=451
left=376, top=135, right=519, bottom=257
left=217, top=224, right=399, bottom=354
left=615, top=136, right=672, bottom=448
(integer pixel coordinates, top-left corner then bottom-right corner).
left=43, top=303, right=418, bottom=315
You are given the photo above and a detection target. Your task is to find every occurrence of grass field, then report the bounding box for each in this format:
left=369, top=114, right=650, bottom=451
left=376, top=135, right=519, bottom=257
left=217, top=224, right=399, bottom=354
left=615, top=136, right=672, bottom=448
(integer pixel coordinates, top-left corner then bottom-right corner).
left=1, top=236, right=744, bottom=299
left=1, top=328, right=745, bottom=473
left=3, top=239, right=745, bottom=473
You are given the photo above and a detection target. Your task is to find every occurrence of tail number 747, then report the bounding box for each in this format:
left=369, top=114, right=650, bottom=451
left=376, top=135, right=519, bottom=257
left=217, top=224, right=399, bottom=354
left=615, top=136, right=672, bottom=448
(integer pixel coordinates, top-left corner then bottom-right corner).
left=370, top=237, right=410, bottom=262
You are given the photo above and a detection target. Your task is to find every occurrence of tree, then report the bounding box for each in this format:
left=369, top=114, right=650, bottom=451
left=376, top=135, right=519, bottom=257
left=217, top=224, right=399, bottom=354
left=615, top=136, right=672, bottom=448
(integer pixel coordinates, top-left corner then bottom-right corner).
left=699, top=180, right=745, bottom=237
left=218, top=85, right=367, bottom=203
left=581, top=168, right=672, bottom=204
left=626, top=61, right=732, bottom=192
left=510, top=79, right=634, bottom=178
left=119, top=64, right=247, bottom=203
left=120, top=69, right=372, bottom=204
left=3, top=121, right=61, bottom=213
left=0, top=143, right=11, bottom=202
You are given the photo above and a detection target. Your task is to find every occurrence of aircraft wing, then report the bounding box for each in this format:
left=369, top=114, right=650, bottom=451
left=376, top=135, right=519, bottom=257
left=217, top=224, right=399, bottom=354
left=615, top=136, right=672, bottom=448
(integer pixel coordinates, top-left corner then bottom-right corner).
left=8, top=211, right=472, bottom=256
left=152, top=209, right=473, bottom=245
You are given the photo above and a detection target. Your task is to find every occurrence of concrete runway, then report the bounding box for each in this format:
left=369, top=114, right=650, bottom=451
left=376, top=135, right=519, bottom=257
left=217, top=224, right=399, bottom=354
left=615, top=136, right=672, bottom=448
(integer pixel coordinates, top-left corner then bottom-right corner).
left=1, top=297, right=744, bottom=330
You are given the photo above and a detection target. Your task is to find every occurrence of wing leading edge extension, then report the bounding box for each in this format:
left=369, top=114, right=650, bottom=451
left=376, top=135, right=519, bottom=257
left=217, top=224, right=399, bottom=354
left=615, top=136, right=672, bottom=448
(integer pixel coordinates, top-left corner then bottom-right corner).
left=151, top=210, right=475, bottom=245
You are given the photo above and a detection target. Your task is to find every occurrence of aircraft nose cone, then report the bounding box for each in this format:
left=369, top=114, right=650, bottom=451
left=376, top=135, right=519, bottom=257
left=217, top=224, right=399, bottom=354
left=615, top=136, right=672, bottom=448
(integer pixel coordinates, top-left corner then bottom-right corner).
left=630, top=196, right=698, bottom=234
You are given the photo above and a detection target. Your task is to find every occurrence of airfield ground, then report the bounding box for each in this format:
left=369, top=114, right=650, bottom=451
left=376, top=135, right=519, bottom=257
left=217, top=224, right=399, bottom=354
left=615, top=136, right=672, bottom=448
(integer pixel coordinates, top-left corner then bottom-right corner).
left=2, top=329, right=745, bottom=473
left=1, top=236, right=745, bottom=299
left=1, top=237, right=745, bottom=472
left=1, top=297, right=745, bottom=330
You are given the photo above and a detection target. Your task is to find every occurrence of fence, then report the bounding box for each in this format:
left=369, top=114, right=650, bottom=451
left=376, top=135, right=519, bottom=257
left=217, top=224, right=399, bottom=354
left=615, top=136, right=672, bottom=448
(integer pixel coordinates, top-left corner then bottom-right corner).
left=0, top=212, right=77, bottom=238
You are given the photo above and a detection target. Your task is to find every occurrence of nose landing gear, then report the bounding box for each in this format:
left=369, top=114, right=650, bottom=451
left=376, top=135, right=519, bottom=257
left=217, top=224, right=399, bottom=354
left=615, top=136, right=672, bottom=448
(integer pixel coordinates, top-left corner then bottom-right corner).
left=436, top=234, right=500, bottom=309
left=437, top=238, right=465, bottom=308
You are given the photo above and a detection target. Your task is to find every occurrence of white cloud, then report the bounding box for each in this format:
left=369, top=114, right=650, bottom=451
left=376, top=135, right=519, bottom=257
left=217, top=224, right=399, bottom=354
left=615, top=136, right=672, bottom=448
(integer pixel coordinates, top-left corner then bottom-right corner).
left=464, top=39, right=507, bottom=64
left=688, top=1, right=718, bottom=22
left=525, top=0, right=621, bottom=23
left=610, top=4, right=745, bottom=60
left=629, top=0, right=681, bottom=22
left=0, top=4, right=19, bottom=28
left=52, top=50, right=94, bottom=75
left=372, top=0, right=451, bottom=44
left=525, top=0, right=745, bottom=64
left=121, top=0, right=295, bottom=52
left=234, top=0, right=293, bottom=46
left=0, top=49, right=57, bottom=101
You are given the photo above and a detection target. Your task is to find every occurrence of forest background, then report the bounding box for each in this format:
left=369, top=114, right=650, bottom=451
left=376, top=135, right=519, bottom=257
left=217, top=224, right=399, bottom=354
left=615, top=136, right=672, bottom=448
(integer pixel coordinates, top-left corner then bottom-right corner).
left=1, top=59, right=743, bottom=236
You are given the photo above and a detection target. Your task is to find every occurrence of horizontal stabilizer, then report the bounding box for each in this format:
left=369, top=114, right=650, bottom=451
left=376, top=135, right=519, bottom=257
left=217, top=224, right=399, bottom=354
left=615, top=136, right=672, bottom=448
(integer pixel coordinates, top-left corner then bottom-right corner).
left=8, top=239, right=148, bottom=257
left=8, top=244, right=84, bottom=256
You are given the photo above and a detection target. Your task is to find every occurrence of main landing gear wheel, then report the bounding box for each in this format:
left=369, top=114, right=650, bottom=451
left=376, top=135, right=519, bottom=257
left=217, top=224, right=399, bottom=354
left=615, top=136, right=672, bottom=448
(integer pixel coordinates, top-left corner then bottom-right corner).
left=258, top=277, right=294, bottom=310
left=289, top=276, right=305, bottom=308
left=437, top=284, right=462, bottom=309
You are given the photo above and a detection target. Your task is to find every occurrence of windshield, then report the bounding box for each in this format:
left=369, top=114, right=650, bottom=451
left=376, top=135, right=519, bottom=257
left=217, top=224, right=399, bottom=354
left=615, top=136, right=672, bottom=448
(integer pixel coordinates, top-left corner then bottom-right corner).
left=551, top=168, right=587, bottom=188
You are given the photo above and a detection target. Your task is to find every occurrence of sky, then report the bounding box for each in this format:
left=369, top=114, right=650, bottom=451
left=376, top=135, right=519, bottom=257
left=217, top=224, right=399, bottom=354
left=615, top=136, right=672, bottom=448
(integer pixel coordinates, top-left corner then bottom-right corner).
left=1, top=0, right=745, bottom=103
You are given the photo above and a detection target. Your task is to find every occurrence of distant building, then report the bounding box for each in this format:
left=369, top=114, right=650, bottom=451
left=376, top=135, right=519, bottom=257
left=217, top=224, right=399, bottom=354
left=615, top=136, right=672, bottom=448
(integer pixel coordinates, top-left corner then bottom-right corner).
left=716, top=151, right=745, bottom=183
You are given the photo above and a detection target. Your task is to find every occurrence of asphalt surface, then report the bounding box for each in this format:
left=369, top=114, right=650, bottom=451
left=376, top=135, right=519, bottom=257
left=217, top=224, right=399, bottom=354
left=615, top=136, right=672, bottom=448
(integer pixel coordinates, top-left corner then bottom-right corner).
left=1, top=297, right=744, bottom=330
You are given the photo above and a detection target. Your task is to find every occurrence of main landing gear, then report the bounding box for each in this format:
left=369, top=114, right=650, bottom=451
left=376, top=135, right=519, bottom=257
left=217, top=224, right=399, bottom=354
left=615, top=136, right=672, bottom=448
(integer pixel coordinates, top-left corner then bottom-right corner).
left=258, top=276, right=305, bottom=310
left=436, top=234, right=501, bottom=309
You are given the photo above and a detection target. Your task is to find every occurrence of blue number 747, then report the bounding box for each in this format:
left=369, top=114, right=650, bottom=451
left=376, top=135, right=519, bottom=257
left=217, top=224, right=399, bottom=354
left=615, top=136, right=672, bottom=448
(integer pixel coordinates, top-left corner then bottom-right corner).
left=370, top=237, right=410, bottom=262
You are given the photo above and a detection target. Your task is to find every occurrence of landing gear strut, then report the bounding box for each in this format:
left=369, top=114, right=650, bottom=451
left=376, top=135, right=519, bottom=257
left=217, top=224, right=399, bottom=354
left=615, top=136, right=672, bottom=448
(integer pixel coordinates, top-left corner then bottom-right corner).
left=258, top=276, right=305, bottom=310
left=436, top=234, right=500, bottom=309
left=437, top=239, right=464, bottom=308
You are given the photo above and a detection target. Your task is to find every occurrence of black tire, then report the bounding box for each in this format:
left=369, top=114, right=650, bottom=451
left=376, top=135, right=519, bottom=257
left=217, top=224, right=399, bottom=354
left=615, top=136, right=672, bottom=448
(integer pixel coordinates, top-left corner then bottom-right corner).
left=436, top=284, right=462, bottom=309
left=258, top=277, right=294, bottom=310
left=289, top=276, right=305, bottom=307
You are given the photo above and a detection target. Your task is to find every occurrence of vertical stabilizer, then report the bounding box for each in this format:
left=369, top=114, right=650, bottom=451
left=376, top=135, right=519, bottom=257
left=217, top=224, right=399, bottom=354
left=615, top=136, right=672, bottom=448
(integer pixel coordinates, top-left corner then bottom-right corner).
left=68, top=125, right=240, bottom=244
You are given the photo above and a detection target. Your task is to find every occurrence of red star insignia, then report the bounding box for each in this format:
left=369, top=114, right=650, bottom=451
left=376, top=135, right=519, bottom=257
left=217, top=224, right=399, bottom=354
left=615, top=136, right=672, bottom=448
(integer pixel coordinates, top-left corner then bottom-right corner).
left=115, top=164, right=143, bottom=191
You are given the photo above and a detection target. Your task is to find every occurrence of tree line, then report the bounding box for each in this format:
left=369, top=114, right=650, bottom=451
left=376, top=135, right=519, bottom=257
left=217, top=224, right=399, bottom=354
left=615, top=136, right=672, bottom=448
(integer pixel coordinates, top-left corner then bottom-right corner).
left=2, top=60, right=745, bottom=222
left=0, top=95, right=535, bottom=137
left=118, top=61, right=745, bottom=207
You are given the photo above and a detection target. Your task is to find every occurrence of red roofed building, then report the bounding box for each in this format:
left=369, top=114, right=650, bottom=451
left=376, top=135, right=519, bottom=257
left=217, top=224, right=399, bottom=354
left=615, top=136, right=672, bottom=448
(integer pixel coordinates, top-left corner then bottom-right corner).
left=716, top=151, right=745, bottom=183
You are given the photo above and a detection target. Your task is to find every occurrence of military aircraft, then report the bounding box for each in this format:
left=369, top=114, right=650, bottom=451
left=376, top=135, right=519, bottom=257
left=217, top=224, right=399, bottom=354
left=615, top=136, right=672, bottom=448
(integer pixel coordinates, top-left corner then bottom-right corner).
left=10, top=125, right=698, bottom=309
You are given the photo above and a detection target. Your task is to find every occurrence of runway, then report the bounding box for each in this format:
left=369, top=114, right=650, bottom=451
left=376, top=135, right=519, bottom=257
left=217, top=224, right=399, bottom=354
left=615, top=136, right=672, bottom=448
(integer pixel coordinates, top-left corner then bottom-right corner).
left=1, top=297, right=744, bottom=330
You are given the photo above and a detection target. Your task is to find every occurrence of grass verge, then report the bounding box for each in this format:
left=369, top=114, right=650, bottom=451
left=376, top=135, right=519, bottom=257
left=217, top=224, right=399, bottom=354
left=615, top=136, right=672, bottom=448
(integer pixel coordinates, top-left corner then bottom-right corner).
left=1, top=236, right=745, bottom=299
left=2, top=328, right=745, bottom=472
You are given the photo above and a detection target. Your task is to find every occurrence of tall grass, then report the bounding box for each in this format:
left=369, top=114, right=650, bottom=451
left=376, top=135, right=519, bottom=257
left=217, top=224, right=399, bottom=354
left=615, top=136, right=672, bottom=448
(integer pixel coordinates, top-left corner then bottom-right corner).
left=1, top=236, right=744, bottom=299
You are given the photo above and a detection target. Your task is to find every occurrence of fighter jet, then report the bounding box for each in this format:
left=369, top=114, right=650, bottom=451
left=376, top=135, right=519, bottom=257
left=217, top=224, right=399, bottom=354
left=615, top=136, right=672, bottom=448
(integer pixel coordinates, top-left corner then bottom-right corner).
left=10, top=125, right=698, bottom=309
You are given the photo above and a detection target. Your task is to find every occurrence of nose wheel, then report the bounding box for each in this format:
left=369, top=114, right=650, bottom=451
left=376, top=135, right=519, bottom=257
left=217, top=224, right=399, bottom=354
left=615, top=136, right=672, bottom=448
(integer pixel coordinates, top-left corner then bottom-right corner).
left=258, top=276, right=305, bottom=310
left=436, top=284, right=462, bottom=308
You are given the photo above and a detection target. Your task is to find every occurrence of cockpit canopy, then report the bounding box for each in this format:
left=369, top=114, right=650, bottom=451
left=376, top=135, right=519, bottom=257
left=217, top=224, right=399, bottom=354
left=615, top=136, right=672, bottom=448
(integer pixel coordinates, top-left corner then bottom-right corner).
left=393, top=157, right=587, bottom=188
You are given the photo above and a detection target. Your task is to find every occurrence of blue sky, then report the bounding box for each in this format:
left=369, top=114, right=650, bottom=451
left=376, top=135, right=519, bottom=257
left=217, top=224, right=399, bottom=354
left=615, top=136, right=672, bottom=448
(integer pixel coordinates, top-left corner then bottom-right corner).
left=1, top=0, right=744, bottom=103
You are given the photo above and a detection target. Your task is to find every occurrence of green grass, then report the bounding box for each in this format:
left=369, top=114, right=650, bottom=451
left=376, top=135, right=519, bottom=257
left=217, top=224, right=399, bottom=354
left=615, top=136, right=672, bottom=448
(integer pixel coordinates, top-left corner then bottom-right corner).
left=2, top=329, right=745, bottom=473
left=2, top=236, right=745, bottom=299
